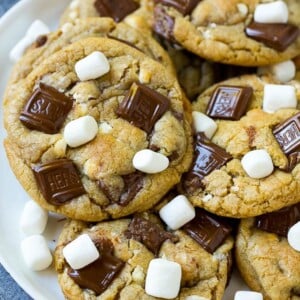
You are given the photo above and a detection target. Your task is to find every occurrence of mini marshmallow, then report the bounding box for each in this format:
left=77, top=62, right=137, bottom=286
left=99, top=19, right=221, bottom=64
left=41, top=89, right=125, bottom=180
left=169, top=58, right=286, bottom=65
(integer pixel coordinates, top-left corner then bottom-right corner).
left=192, top=111, right=217, bottom=139
left=254, top=1, right=288, bottom=24
left=21, top=235, right=53, bottom=271
left=133, top=149, right=169, bottom=174
left=270, top=60, right=296, bottom=83
left=9, top=20, right=50, bottom=62
left=234, top=291, right=263, bottom=300
left=159, top=195, right=195, bottom=230
left=63, top=234, right=99, bottom=270
left=288, top=221, right=300, bottom=251
left=241, top=149, right=274, bottom=179
left=64, top=116, right=98, bottom=148
left=75, top=51, right=110, bottom=81
left=20, top=200, right=48, bottom=235
left=263, top=84, right=296, bottom=113
left=145, top=258, right=182, bottom=299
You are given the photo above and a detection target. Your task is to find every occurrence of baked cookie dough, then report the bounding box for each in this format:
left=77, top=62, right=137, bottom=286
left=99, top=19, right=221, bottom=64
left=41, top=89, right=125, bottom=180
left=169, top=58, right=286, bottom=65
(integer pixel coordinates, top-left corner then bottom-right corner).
left=3, top=37, right=192, bottom=221
left=182, top=74, right=300, bottom=218
left=153, top=0, right=300, bottom=66
left=236, top=212, right=300, bottom=300
left=55, top=212, right=233, bottom=299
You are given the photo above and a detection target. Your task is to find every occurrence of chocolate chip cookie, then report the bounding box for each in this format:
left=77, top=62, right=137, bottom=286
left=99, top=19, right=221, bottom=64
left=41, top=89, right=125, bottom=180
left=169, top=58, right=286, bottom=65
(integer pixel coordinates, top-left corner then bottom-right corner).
left=55, top=212, right=233, bottom=299
left=182, top=74, right=300, bottom=218
left=153, top=0, right=300, bottom=66
left=3, top=37, right=192, bottom=221
left=236, top=209, right=300, bottom=300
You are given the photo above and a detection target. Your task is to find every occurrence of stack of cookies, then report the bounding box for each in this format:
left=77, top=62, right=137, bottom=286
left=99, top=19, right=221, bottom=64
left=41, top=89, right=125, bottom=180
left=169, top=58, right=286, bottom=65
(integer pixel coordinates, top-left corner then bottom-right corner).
left=3, top=0, right=300, bottom=299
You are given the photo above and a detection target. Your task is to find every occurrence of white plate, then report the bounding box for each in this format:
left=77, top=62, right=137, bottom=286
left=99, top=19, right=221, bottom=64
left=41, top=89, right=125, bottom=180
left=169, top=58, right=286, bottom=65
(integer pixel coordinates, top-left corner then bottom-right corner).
left=0, top=1, right=249, bottom=299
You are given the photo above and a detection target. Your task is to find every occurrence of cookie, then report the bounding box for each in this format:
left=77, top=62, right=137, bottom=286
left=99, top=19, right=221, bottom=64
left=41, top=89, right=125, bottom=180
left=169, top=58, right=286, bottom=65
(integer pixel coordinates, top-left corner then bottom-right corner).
left=8, top=17, right=174, bottom=85
left=181, top=73, right=300, bottom=218
left=55, top=212, right=233, bottom=299
left=236, top=209, right=300, bottom=300
left=3, top=37, right=192, bottom=221
left=153, top=0, right=300, bottom=66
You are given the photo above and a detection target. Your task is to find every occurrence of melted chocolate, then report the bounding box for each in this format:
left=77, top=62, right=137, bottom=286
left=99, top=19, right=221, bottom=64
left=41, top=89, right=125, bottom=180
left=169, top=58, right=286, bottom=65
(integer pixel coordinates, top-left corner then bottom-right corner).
left=20, top=83, right=73, bottom=134
left=206, top=85, right=253, bottom=120
left=68, top=238, right=124, bottom=295
left=125, top=216, right=178, bottom=255
left=154, top=0, right=200, bottom=15
left=256, top=203, right=300, bottom=236
left=117, top=82, right=170, bottom=134
left=32, top=159, right=85, bottom=205
left=183, top=209, right=232, bottom=253
left=245, top=22, right=300, bottom=52
left=94, top=0, right=139, bottom=22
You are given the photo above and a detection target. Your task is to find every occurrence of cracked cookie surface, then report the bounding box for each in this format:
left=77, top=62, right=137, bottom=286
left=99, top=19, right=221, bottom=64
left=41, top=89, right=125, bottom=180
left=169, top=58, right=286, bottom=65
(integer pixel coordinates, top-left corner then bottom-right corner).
left=54, top=213, right=233, bottom=300
left=3, top=37, right=192, bottom=221
left=187, top=74, right=300, bottom=218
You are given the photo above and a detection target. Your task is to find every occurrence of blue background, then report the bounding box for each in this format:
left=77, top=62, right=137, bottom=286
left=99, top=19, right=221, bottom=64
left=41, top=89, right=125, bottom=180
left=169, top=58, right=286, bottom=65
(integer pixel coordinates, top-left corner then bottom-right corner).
left=1, top=0, right=33, bottom=299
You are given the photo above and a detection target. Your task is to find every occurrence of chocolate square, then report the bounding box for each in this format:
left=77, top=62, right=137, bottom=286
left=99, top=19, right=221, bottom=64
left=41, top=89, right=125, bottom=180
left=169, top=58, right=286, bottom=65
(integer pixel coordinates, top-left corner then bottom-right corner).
left=245, top=22, right=300, bottom=52
left=154, top=0, right=200, bottom=15
left=94, top=0, right=139, bottom=22
left=20, top=83, right=73, bottom=134
left=117, top=82, right=170, bottom=133
left=33, top=159, right=85, bottom=205
left=273, top=112, right=300, bottom=155
left=183, top=209, right=232, bottom=253
left=206, top=85, right=253, bottom=120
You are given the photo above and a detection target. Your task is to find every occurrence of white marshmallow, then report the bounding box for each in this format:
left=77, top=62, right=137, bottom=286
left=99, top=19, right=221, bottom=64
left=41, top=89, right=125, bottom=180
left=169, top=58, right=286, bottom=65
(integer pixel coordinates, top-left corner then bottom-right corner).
left=270, top=60, right=296, bottom=83
left=63, top=234, right=99, bottom=270
left=20, top=201, right=48, bottom=235
left=21, top=235, right=53, bottom=271
left=75, top=51, right=110, bottom=81
left=64, top=116, right=98, bottom=148
left=159, top=195, right=195, bottom=230
left=133, top=149, right=169, bottom=174
left=145, top=258, right=182, bottom=299
left=254, top=1, right=289, bottom=24
left=263, top=84, right=297, bottom=113
left=241, top=149, right=274, bottom=179
left=9, top=20, right=50, bottom=62
left=234, top=291, right=263, bottom=300
left=287, top=221, right=300, bottom=251
left=192, top=111, right=217, bottom=139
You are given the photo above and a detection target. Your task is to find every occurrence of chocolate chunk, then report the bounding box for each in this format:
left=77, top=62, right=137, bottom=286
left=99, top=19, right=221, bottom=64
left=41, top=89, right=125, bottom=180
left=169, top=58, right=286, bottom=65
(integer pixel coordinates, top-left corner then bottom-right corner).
left=32, top=159, right=85, bottom=205
left=245, top=22, right=300, bottom=52
left=125, top=216, right=178, bottom=255
left=206, top=85, right=253, bottom=120
left=153, top=6, right=176, bottom=42
left=94, top=0, right=139, bottom=22
left=183, top=209, right=232, bottom=253
left=35, top=35, right=48, bottom=48
left=154, top=0, right=200, bottom=15
left=287, top=152, right=300, bottom=171
left=68, top=238, right=124, bottom=295
left=117, top=82, right=170, bottom=134
left=183, top=133, right=232, bottom=194
left=256, top=203, right=300, bottom=236
left=20, top=83, right=73, bottom=134
left=273, top=112, right=300, bottom=155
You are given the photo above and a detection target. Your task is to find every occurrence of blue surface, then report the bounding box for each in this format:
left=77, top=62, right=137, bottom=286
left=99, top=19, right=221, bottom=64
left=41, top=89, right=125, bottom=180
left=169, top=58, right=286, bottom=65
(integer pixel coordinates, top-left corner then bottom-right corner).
left=0, top=1, right=33, bottom=299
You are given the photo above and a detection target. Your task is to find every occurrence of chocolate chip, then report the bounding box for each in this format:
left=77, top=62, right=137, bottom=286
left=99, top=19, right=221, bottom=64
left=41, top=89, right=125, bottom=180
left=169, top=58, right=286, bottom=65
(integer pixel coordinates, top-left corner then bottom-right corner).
left=32, top=159, right=85, bottom=205
left=154, top=0, right=200, bottom=15
left=273, top=112, right=300, bottom=155
left=117, top=82, right=170, bottom=134
left=125, top=216, right=178, bottom=255
left=35, top=35, right=48, bottom=48
left=245, top=21, right=300, bottom=52
left=68, top=238, right=124, bottom=295
left=94, top=0, right=139, bottom=22
left=153, top=6, right=176, bottom=43
left=206, top=85, right=253, bottom=120
left=256, top=203, right=300, bottom=236
left=183, top=133, right=232, bottom=194
left=19, top=83, right=73, bottom=134
left=183, top=208, right=232, bottom=253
